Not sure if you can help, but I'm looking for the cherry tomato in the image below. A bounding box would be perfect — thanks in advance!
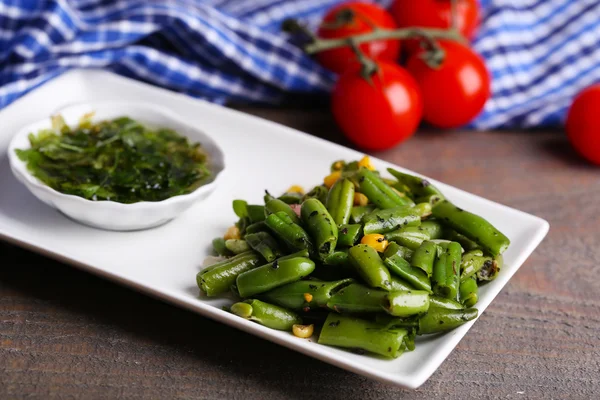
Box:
[566,85,600,165]
[332,62,423,151]
[405,40,490,129]
[317,2,400,74]
[390,0,479,39]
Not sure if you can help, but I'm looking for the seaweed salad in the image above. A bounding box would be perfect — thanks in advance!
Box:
[15,114,212,204]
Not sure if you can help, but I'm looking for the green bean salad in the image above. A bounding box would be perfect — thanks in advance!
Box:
[197,156,509,359]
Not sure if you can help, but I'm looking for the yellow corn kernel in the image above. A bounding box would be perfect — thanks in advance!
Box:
[358,155,376,171]
[292,324,314,338]
[361,234,389,253]
[323,170,341,188]
[303,293,313,303]
[286,185,304,194]
[224,225,241,240]
[353,192,369,206]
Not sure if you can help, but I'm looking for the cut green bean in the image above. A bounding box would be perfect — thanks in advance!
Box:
[318,313,409,358]
[385,226,430,250]
[363,206,421,234]
[212,237,231,256]
[387,168,444,200]
[419,220,444,239]
[390,276,415,291]
[337,224,363,247]
[443,228,480,251]
[324,250,350,266]
[460,249,492,282]
[265,198,301,225]
[411,241,437,277]
[383,249,432,293]
[413,202,432,219]
[326,178,355,226]
[429,295,464,310]
[231,299,302,331]
[432,241,461,300]
[432,199,510,256]
[197,251,262,297]
[418,306,478,334]
[384,242,414,261]
[245,221,268,235]
[357,168,414,209]
[245,231,283,262]
[350,205,377,224]
[478,254,502,282]
[225,239,250,254]
[262,278,353,310]
[302,185,329,205]
[459,277,479,307]
[265,212,313,253]
[236,256,316,298]
[327,283,388,313]
[278,192,303,204]
[348,244,392,291]
[301,198,338,260]
[382,290,430,317]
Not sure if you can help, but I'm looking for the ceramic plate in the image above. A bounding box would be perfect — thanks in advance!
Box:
[0,69,549,389]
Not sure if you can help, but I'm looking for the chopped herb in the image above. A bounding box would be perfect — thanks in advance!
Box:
[15,114,212,203]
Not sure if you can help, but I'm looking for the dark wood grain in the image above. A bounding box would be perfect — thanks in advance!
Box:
[2,106,599,399]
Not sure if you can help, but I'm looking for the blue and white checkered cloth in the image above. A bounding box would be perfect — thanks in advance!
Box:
[1,0,599,129]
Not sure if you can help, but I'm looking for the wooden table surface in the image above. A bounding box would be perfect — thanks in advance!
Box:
[1,105,599,399]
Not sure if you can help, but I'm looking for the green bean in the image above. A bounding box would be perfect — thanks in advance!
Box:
[265,198,301,225]
[384,242,414,261]
[245,231,283,262]
[337,224,363,247]
[278,192,303,204]
[279,249,311,260]
[197,251,262,297]
[324,250,350,266]
[387,168,444,200]
[419,220,444,239]
[459,277,479,307]
[415,193,444,206]
[382,290,430,317]
[363,206,421,234]
[432,241,462,300]
[383,249,432,293]
[326,178,355,226]
[357,168,414,209]
[318,313,410,358]
[429,295,464,310]
[327,283,388,313]
[418,306,478,335]
[302,185,329,205]
[263,190,275,203]
[265,212,313,253]
[348,244,392,291]
[245,221,268,234]
[261,278,353,310]
[460,249,492,282]
[212,237,231,256]
[478,254,502,282]
[390,276,415,291]
[225,239,250,254]
[301,198,338,260]
[385,226,430,250]
[413,202,432,219]
[233,200,248,218]
[411,241,437,277]
[231,299,302,331]
[350,205,377,224]
[432,200,510,256]
[236,256,316,298]
[443,228,480,251]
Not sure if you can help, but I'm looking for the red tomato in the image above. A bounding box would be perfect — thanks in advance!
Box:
[317,2,400,74]
[390,0,479,39]
[405,40,490,129]
[566,85,600,165]
[332,62,423,151]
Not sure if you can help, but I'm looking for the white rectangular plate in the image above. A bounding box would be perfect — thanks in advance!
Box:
[0,69,549,389]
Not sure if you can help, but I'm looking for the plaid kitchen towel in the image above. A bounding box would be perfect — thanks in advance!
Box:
[0,0,599,129]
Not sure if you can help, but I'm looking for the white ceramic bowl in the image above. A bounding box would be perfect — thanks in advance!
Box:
[7,101,226,231]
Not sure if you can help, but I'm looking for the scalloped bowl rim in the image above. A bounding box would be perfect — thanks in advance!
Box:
[7,101,226,211]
